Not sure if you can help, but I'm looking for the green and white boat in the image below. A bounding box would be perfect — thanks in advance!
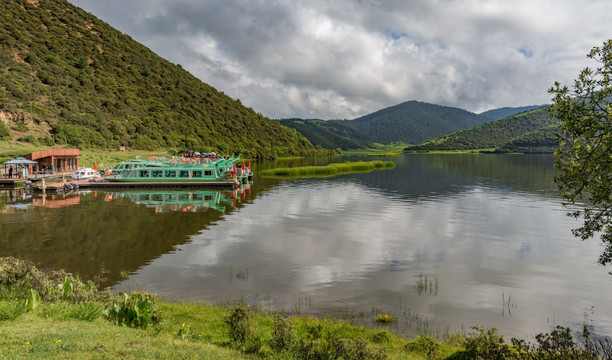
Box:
[108,155,252,186]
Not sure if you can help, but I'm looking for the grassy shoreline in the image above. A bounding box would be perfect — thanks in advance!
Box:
[1,257,608,359]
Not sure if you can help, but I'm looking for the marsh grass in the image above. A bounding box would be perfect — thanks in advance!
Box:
[260,160,395,178]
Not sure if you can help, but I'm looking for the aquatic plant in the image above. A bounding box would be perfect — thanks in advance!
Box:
[259,160,395,178]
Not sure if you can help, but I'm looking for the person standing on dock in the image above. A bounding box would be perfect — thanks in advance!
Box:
[8,167,13,178]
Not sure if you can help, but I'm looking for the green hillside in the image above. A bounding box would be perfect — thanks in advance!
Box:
[348,100,492,144]
[479,105,545,120]
[494,124,560,153]
[280,101,493,149]
[405,106,558,152]
[278,118,373,150]
[0,0,312,158]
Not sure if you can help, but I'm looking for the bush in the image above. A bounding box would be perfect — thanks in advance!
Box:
[271,313,295,352]
[462,327,518,360]
[224,302,252,344]
[0,257,106,303]
[0,122,10,140]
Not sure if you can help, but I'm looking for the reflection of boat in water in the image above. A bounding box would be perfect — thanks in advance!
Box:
[105,187,251,213]
[108,156,253,185]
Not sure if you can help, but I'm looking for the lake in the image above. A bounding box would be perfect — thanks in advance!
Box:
[1,154,611,340]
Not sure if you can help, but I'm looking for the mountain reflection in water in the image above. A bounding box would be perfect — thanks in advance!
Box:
[1,154,610,340]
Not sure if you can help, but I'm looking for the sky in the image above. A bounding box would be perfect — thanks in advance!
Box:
[68,0,612,120]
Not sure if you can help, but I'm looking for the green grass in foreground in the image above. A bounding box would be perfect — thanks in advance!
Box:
[2,250,609,359]
[260,160,396,178]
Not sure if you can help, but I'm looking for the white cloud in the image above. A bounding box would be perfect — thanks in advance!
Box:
[70,0,612,118]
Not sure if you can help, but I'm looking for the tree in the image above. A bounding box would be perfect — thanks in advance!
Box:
[548,39,612,267]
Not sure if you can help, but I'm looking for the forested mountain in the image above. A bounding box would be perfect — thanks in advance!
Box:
[479,105,546,120]
[405,106,560,152]
[347,101,492,143]
[280,101,493,149]
[0,0,312,158]
[278,119,373,150]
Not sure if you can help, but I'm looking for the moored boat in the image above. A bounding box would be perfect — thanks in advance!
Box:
[107,155,251,185]
[71,167,100,180]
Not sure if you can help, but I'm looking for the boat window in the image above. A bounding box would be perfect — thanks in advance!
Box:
[151,194,163,202]
[164,170,176,177]
[192,193,203,201]
[204,195,213,200]
[179,170,190,178]
[204,170,213,176]
[152,170,164,177]
[193,170,202,178]
[139,170,150,177]
[179,193,190,201]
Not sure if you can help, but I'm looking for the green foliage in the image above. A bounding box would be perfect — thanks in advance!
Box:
[281,101,492,149]
[69,302,104,321]
[26,289,40,312]
[406,335,443,360]
[461,327,517,359]
[0,0,313,158]
[271,313,295,352]
[495,124,561,153]
[549,39,612,266]
[280,118,373,150]
[0,121,10,140]
[293,324,388,360]
[0,301,26,321]
[406,106,557,152]
[224,302,252,344]
[260,160,396,178]
[0,257,108,304]
[104,292,159,330]
[480,105,545,121]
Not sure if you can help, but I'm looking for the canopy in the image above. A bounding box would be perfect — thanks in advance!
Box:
[4,157,38,165]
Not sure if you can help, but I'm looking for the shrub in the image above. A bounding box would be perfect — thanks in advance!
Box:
[0,122,10,140]
[462,327,518,360]
[224,302,252,344]
[271,313,295,352]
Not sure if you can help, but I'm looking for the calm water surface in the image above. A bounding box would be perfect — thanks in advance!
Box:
[1,154,611,339]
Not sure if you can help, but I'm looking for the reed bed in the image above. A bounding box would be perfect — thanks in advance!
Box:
[260,160,395,178]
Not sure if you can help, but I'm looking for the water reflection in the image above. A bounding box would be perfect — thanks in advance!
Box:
[0,187,251,287]
[105,186,251,213]
[1,154,611,340]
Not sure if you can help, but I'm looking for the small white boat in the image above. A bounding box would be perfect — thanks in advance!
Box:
[71,168,100,180]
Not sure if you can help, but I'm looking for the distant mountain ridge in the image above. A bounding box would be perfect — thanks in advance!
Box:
[281,101,493,149]
[0,0,312,158]
[479,105,547,120]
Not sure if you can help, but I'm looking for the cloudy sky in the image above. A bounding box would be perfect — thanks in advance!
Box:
[69,0,612,120]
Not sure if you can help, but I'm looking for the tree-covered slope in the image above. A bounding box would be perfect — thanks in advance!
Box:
[494,124,560,153]
[346,100,492,144]
[405,106,558,151]
[278,118,374,150]
[279,101,493,149]
[0,0,312,158]
[479,105,545,120]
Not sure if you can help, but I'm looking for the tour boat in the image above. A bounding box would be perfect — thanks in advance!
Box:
[107,155,252,185]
